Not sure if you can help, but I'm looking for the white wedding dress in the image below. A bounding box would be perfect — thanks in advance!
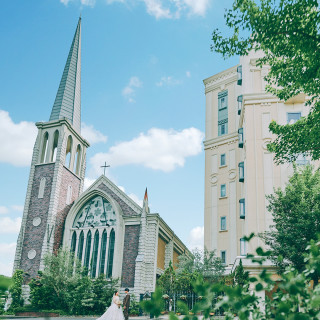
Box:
[97,295,124,320]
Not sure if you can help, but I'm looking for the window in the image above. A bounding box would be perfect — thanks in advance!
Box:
[91,230,100,278]
[240,238,247,256]
[51,130,59,162]
[238,162,244,182]
[66,185,73,205]
[218,91,228,136]
[238,128,244,148]
[239,199,245,219]
[237,95,243,115]
[287,112,301,124]
[99,230,108,276]
[38,177,46,199]
[221,251,226,264]
[107,229,115,278]
[237,65,242,85]
[296,154,309,166]
[77,231,84,261]
[84,230,92,270]
[74,144,82,175]
[220,154,226,166]
[65,135,73,169]
[220,217,227,231]
[70,231,77,254]
[220,184,226,197]
[40,132,49,163]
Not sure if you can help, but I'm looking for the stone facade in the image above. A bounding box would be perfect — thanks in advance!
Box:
[53,166,81,252]
[121,225,140,287]
[19,163,55,280]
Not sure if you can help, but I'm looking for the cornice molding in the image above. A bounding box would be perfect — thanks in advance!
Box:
[204,132,238,149]
[203,65,238,93]
[36,119,90,148]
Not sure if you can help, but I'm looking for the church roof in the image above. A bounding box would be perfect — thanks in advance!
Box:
[49,17,82,133]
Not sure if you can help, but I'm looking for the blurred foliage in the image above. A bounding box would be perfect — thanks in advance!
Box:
[142,238,320,319]
[211,0,320,164]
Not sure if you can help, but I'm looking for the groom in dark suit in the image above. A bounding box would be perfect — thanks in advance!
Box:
[123,288,130,320]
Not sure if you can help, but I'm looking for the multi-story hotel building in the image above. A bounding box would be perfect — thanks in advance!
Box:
[203,51,311,269]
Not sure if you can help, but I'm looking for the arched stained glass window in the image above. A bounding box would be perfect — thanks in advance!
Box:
[91,230,100,278]
[99,230,107,275]
[77,231,84,261]
[73,196,116,229]
[70,231,77,253]
[107,229,115,278]
[84,230,92,270]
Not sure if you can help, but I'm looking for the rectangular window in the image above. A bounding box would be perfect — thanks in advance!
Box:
[237,65,242,85]
[221,250,226,264]
[238,128,244,148]
[287,112,301,124]
[220,154,226,166]
[239,198,245,219]
[218,91,228,136]
[240,238,247,256]
[220,184,226,197]
[237,95,243,115]
[220,216,227,231]
[238,162,244,182]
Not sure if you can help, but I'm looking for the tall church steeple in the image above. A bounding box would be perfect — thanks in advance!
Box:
[50,17,82,133]
[14,19,89,280]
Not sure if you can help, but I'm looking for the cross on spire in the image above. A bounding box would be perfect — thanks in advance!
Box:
[101,162,110,176]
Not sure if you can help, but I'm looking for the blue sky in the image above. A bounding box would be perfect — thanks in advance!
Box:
[0,0,238,276]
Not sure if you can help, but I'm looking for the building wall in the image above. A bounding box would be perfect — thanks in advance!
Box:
[121,225,140,287]
[19,163,55,280]
[157,237,166,270]
[53,166,81,252]
[204,51,315,267]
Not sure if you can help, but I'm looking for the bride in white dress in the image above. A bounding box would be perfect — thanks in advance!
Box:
[97,291,124,320]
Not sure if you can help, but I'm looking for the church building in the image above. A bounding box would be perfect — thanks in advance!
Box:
[13,18,188,298]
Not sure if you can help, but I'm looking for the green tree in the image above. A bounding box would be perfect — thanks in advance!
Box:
[233,259,249,289]
[143,239,320,319]
[211,0,320,164]
[262,165,320,282]
[157,262,176,293]
[176,249,225,283]
[9,270,24,311]
[0,275,12,314]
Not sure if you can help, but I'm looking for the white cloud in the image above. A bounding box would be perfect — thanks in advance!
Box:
[0,206,9,215]
[143,0,172,19]
[0,243,16,277]
[122,77,143,103]
[183,0,210,16]
[118,186,143,207]
[0,217,22,234]
[83,177,97,190]
[90,127,204,173]
[186,71,191,78]
[104,0,210,19]
[81,0,96,6]
[60,0,71,5]
[188,226,204,251]
[0,110,37,167]
[11,205,24,212]
[81,123,107,144]
[156,76,181,87]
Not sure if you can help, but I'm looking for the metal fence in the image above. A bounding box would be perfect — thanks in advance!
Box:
[162,291,224,316]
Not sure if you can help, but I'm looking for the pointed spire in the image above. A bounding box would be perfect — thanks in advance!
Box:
[142,188,149,215]
[49,17,82,133]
